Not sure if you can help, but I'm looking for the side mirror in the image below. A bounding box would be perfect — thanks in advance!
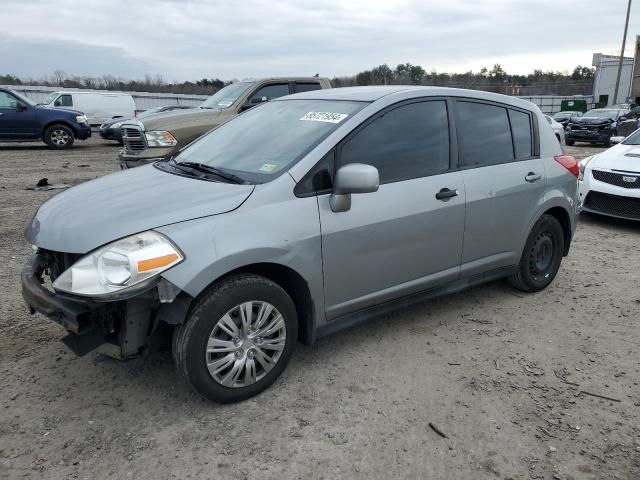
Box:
[610,136,624,145]
[250,96,268,105]
[16,102,28,111]
[330,163,379,213]
[240,96,267,112]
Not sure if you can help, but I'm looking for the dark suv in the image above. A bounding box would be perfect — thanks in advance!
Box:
[0,88,91,149]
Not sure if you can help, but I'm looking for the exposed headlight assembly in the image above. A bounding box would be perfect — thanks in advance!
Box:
[76,115,89,124]
[145,130,178,147]
[53,231,184,299]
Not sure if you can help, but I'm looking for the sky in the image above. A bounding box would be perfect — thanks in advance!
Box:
[2,0,639,82]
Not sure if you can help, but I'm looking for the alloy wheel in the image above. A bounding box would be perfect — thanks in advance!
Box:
[51,129,70,146]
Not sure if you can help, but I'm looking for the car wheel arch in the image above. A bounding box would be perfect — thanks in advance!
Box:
[183,262,315,345]
[41,119,78,138]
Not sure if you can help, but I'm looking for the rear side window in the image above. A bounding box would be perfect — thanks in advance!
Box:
[339,100,450,184]
[294,82,321,93]
[456,101,512,167]
[509,109,533,159]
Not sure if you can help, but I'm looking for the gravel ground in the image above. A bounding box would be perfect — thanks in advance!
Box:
[0,137,639,480]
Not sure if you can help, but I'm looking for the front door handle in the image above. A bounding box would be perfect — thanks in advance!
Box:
[435,188,459,200]
[525,172,542,183]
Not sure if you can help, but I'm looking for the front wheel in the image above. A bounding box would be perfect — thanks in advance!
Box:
[508,214,564,292]
[173,274,298,403]
[565,139,575,146]
[44,124,75,149]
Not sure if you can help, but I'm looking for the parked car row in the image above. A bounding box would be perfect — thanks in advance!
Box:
[21,86,580,403]
[99,105,193,144]
[551,106,639,148]
[0,87,91,148]
[118,77,332,169]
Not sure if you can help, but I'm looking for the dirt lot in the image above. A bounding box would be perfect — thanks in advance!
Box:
[0,136,639,480]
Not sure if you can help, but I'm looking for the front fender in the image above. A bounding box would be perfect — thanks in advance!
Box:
[154,179,325,328]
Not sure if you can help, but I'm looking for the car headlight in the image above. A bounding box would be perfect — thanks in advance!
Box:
[578,156,594,181]
[145,130,178,147]
[76,115,89,124]
[566,125,572,131]
[52,231,184,298]
[111,122,122,129]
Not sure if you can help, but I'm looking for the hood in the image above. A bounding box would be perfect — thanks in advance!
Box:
[134,107,226,131]
[102,117,131,127]
[571,116,614,126]
[36,104,84,116]
[26,164,254,254]
[588,144,640,173]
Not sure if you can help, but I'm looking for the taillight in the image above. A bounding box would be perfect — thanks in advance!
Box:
[554,155,579,178]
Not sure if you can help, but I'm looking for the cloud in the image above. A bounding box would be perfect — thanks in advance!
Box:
[1,0,638,81]
[0,34,156,80]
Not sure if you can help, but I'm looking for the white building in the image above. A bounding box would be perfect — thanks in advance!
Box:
[592,52,634,107]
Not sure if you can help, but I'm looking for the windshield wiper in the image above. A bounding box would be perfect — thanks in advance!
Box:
[176,161,247,184]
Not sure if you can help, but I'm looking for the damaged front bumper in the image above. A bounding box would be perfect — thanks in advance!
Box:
[21,252,191,358]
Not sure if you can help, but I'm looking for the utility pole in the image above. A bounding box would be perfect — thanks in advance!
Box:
[613,0,632,105]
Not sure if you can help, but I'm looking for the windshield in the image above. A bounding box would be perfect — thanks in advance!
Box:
[175,99,366,183]
[10,90,36,106]
[199,82,252,109]
[43,92,58,105]
[622,129,640,145]
[583,109,618,120]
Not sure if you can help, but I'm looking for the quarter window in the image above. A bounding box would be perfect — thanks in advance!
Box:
[456,101,513,167]
[509,109,533,159]
[339,101,450,184]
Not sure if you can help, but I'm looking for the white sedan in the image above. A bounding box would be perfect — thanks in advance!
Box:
[578,129,640,221]
[545,114,565,144]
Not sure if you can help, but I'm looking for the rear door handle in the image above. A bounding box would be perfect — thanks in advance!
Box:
[435,188,459,200]
[525,172,542,183]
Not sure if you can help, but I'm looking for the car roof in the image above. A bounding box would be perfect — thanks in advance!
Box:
[242,77,330,83]
[281,85,539,110]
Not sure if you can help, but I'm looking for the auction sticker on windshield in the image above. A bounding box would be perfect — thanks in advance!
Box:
[300,112,349,123]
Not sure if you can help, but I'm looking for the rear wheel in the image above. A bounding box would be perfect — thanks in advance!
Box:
[508,214,564,292]
[173,274,298,403]
[44,124,74,149]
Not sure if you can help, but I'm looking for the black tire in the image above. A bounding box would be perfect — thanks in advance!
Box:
[508,214,564,293]
[44,124,74,149]
[565,139,575,146]
[173,274,298,403]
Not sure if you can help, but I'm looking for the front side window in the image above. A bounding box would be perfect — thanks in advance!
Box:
[456,101,513,167]
[55,94,72,107]
[249,83,291,103]
[339,101,450,184]
[0,91,18,108]
[174,99,365,183]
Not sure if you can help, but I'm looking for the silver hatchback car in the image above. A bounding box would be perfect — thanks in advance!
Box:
[22,87,579,403]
